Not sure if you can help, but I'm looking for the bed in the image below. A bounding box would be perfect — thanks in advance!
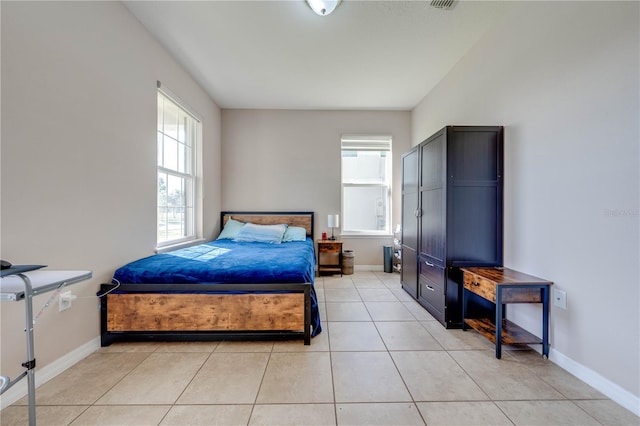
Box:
[99,211,320,346]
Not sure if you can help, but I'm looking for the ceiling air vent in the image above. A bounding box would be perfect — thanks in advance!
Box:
[430,0,454,9]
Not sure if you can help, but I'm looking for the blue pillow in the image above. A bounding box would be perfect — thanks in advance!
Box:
[234,223,287,244]
[282,226,307,242]
[216,218,245,240]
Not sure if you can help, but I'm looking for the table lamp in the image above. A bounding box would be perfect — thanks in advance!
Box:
[327,214,339,240]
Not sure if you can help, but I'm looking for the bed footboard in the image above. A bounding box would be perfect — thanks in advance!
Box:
[99,283,312,346]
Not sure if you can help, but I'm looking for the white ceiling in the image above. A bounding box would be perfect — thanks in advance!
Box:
[124,1,512,110]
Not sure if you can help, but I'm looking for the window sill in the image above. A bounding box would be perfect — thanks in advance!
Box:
[339,233,393,239]
[156,238,206,254]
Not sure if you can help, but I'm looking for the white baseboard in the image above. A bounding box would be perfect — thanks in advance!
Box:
[549,347,640,416]
[359,265,401,275]
[317,265,396,273]
[355,265,384,272]
[0,337,100,410]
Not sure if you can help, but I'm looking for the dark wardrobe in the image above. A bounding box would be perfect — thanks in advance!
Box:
[401,126,504,328]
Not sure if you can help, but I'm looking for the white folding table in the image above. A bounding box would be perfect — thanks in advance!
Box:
[0,266,92,426]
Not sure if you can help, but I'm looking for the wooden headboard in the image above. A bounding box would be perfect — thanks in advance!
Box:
[220,211,314,237]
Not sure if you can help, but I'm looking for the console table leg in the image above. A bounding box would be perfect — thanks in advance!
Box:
[495,290,502,359]
[461,286,467,331]
[542,285,550,358]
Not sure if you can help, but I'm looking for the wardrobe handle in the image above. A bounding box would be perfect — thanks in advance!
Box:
[425,285,435,292]
[424,261,435,267]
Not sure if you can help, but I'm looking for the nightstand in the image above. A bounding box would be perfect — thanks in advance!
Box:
[317,240,343,276]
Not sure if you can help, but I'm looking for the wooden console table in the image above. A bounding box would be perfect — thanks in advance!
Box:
[460,267,552,359]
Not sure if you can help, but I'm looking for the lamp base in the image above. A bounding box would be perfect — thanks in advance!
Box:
[328,236,336,241]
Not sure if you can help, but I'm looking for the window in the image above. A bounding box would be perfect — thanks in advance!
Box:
[341,135,392,235]
[157,86,201,247]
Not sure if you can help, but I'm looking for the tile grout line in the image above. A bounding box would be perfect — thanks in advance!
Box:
[326,278,338,425]
[67,350,151,425]
[356,275,427,425]
[157,346,217,424]
[245,342,275,425]
[377,334,428,426]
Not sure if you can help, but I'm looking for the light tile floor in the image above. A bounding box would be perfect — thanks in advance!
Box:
[2,271,639,425]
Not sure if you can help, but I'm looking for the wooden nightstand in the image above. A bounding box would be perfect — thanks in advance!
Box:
[317,240,343,276]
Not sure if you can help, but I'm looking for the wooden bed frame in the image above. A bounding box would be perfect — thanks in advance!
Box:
[99,211,315,346]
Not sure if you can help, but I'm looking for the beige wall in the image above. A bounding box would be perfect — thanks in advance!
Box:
[412,1,639,410]
[1,1,221,380]
[221,109,411,266]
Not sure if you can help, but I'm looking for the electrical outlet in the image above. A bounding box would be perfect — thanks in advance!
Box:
[553,289,567,309]
[59,291,76,312]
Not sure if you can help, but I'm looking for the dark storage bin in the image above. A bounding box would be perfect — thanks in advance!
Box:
[383,245,393,273]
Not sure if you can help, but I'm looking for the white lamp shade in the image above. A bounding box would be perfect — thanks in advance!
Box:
[327,214,340,228]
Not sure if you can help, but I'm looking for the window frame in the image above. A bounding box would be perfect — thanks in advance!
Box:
[156,82,203,249]
[340,134,393,237]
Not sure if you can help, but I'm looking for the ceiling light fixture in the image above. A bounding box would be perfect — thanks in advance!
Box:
[306,0,341,16]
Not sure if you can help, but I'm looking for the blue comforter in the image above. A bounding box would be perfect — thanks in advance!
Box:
[113,238,321,336]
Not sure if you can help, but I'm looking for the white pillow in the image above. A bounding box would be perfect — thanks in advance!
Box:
[234,223,287,244]
[216,218,245,240]
[282,226,307,242]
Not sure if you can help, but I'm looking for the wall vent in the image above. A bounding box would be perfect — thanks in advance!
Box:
[430,0,454,9]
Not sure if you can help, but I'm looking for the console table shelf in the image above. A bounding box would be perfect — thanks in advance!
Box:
[464,318,543,346]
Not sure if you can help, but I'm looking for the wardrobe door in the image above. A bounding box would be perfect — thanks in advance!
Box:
[445,126,504,328]
[447,127,504,267]
[419,132,446,266]
[400,147,419,298]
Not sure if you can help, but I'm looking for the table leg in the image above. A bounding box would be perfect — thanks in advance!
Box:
[19,274,37,426]
[495,289,502,359]
[461,286,467,331]
[542,285,550,358]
